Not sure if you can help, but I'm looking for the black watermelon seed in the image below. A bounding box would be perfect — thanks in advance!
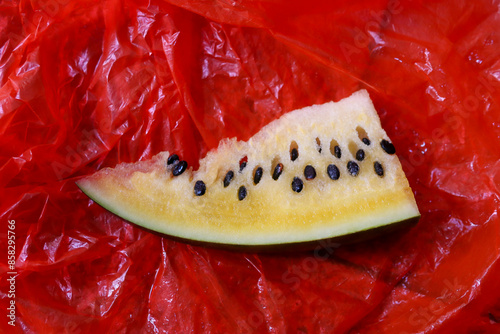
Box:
[239,156,248,172]
[374,161,384,177]
[290,148,299,161]
[362,137,371,145]
[304,165,316,180]
[273,163,284,180]
[238,186,247,201]
[172,160,187,176]
[327,164,340,180]
[347,161,359,176]
[356,149,365,161]
[223,170,234,187]
[194,180,206,196]
[167,154,179,165]
[291,177,303,193]
[380,139,396,154]
[254,167,263,185]
[334,145,341,159]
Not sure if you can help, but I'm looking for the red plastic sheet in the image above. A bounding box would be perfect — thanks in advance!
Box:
[1,0,500,332]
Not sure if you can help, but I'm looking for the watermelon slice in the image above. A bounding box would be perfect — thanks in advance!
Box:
[77,90,420,248]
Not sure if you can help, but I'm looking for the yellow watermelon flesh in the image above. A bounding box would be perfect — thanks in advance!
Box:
[77,90,420,247]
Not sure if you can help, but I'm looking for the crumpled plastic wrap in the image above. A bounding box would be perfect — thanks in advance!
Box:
[1,0,500,333]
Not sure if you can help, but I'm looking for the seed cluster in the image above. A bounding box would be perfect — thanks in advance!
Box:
[167,136,395,200]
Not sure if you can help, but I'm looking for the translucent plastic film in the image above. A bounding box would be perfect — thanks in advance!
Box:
[1,0,499,332]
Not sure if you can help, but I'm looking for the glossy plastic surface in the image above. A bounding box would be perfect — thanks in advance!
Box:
[1,0,499,332]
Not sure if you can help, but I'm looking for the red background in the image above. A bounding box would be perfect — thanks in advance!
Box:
[1,0,500,333]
